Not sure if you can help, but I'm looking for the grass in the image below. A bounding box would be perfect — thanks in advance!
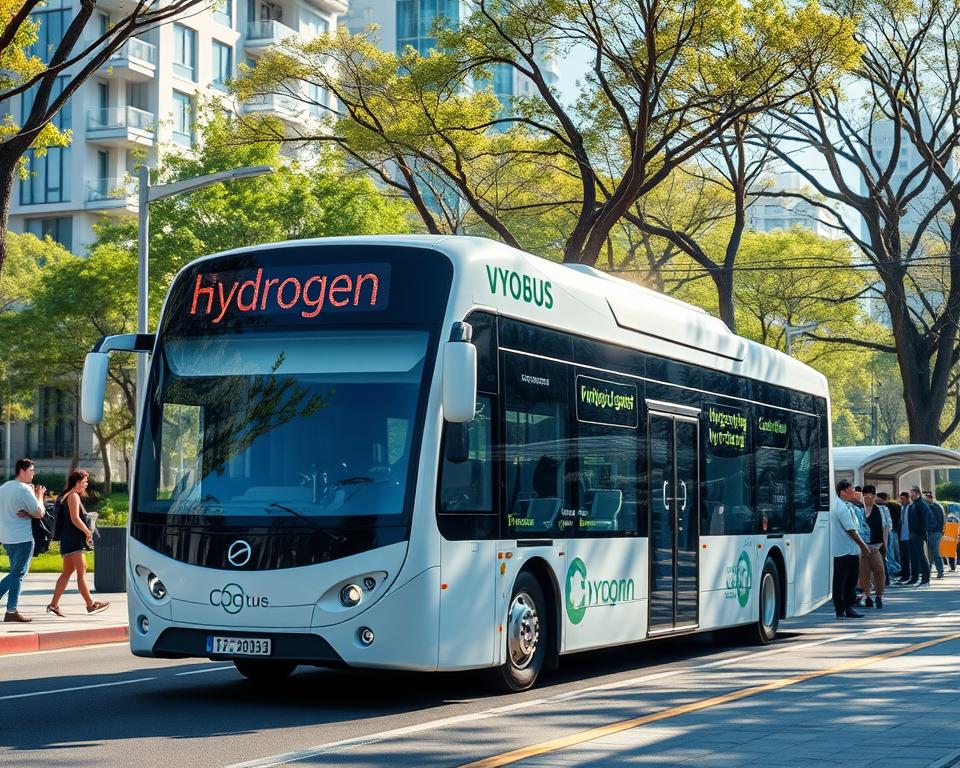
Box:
[1,542,95,572]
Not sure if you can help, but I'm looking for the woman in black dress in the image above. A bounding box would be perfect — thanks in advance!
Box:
[46,469,109,616]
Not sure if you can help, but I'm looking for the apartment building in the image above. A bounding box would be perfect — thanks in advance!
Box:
[2,0,345,480]
[344,0,560,105]
[748,173,853,241]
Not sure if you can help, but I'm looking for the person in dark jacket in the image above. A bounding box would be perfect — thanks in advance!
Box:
[906,486,931,587]
[923,491,945,578]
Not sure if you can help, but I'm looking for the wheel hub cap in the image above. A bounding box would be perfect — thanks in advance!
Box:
[507,592,540,669]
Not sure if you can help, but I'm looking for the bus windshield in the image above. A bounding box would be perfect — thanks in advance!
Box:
[135,329,430,528]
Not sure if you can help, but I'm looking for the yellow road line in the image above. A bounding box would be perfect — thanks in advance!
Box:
[459,629,960,768]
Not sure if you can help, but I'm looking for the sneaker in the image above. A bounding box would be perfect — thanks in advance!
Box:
[916,581,931,588]
[835,613,846,620]
[86,601,110,615]
[935,573,944,579]
[875,596,883,609]
[844,609,864,618]
[3,611,31,623]
[864,597,874,608]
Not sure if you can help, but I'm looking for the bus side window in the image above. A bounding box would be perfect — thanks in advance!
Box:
[702,402,753,535]
[438,396,494,512]
[792,414,818,533]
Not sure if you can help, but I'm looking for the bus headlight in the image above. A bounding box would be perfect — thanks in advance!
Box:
[147,574,167,600]
[339,583,363,607]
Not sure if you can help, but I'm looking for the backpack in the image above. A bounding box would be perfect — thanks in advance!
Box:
[32,503,56,555]
[52,494,67,542]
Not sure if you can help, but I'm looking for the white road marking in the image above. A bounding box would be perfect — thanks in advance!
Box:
[227,615,960,768]
[0,677,156,701]
[176,665,235,676]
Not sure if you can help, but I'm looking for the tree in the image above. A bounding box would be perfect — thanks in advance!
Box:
[0,0,210,274]
[760,0,960,444]
[233,0,856,274]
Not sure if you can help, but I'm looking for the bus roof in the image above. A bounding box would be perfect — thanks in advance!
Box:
[173,235,829,400]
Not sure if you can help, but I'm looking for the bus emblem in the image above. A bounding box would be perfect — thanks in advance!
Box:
[565,558,588,625]
[227,540,252,567]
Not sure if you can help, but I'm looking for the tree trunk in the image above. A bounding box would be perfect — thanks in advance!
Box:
[711,267,737,334]
[0,151,19,275]
[93,425,112,494]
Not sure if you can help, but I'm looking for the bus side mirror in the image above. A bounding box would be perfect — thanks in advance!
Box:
[81,352,110,425]
[442,323,477,424]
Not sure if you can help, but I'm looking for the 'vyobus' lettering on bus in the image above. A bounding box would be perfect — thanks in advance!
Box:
[189,264,389,323]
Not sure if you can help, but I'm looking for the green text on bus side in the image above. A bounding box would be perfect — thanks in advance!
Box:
[485,265,553,309]
[565,557,635,625]
[707,405,747,452]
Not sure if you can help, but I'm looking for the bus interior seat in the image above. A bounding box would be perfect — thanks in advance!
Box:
[441,458,480,510]
[590,489,623,529]
[526,497,562,530]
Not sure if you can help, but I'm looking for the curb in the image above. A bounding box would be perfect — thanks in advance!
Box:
[0,625,128,656]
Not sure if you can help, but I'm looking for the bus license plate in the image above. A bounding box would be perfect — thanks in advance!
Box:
[207,636,272,656]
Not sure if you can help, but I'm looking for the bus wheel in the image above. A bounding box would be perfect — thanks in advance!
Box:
[233,659,298,681]
[495,572,547,692]
[752,558,781,645]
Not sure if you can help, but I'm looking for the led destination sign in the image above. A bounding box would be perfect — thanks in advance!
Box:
[187,262,391,324]
[576,375,638,428]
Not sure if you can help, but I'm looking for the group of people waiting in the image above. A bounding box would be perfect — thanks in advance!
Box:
[832,479,955,619]
[0,458,109,622]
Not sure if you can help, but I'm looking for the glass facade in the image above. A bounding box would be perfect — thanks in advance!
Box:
[20,76,70,205]
[28,387,77,460]
[397,0,461,55]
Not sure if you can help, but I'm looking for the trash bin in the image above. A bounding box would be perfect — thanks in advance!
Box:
[93,527,127,593]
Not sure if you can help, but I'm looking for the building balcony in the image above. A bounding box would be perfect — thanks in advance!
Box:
[99,38,157,81]
[240,93,308,128]
[85,177,137,214]
[86,107,155,147]
[244,20,299,54]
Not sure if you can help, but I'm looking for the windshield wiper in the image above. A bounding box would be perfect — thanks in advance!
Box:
[265,502,343,543]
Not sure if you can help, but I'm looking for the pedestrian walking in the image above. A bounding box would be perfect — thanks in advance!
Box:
[858,486,887,609]
[923,491,945,579]
[0,459,47,622]
[46,469,109,617]
[879,492,902,580]
[833,480,871,619]
[906,486,932,587]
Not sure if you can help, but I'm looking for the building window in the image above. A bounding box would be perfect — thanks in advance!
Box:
[173,24,197,81]
[172,90,194,145]
[24,217,73,251]
[20,76,70,205]
[212,41,233,90]
[29,386,76,460]
[306,81,326,116]
[28,8,70,63]
[213,0,233,27]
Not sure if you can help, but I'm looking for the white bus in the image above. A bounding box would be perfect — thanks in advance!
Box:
[81,235,832,691]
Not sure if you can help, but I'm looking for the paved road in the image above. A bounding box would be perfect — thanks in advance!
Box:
[2,579,960,768]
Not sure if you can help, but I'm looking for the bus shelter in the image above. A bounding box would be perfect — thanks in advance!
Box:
[832,444,960,496]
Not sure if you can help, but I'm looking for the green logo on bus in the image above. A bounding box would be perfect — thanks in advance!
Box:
[724,551,753,607]
[565,557,636,624]
[565,558,588,625]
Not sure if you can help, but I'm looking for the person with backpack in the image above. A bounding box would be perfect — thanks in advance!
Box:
[46,469,109,617]
[0,459,46,622]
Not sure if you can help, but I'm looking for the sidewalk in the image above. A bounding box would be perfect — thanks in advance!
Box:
[0,572,127,655]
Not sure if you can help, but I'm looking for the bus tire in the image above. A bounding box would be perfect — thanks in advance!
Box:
[493,572,547,692]
[752,558,781,645]
[233,659,298,681]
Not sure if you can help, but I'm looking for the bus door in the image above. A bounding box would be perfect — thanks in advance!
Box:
[647,405,700,635]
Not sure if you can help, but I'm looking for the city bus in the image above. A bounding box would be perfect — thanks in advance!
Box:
[80,235,833,691]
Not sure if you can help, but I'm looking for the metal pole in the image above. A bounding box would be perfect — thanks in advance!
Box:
[136,164,150,432]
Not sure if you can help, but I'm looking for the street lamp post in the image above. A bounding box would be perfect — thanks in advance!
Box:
[136,164,274,426]
[784,321,820,356]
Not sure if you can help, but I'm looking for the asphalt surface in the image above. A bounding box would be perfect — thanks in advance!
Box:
[1,578,959,768]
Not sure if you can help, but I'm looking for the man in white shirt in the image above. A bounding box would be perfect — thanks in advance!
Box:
[0,458,46,622]
[832,479,871,619]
